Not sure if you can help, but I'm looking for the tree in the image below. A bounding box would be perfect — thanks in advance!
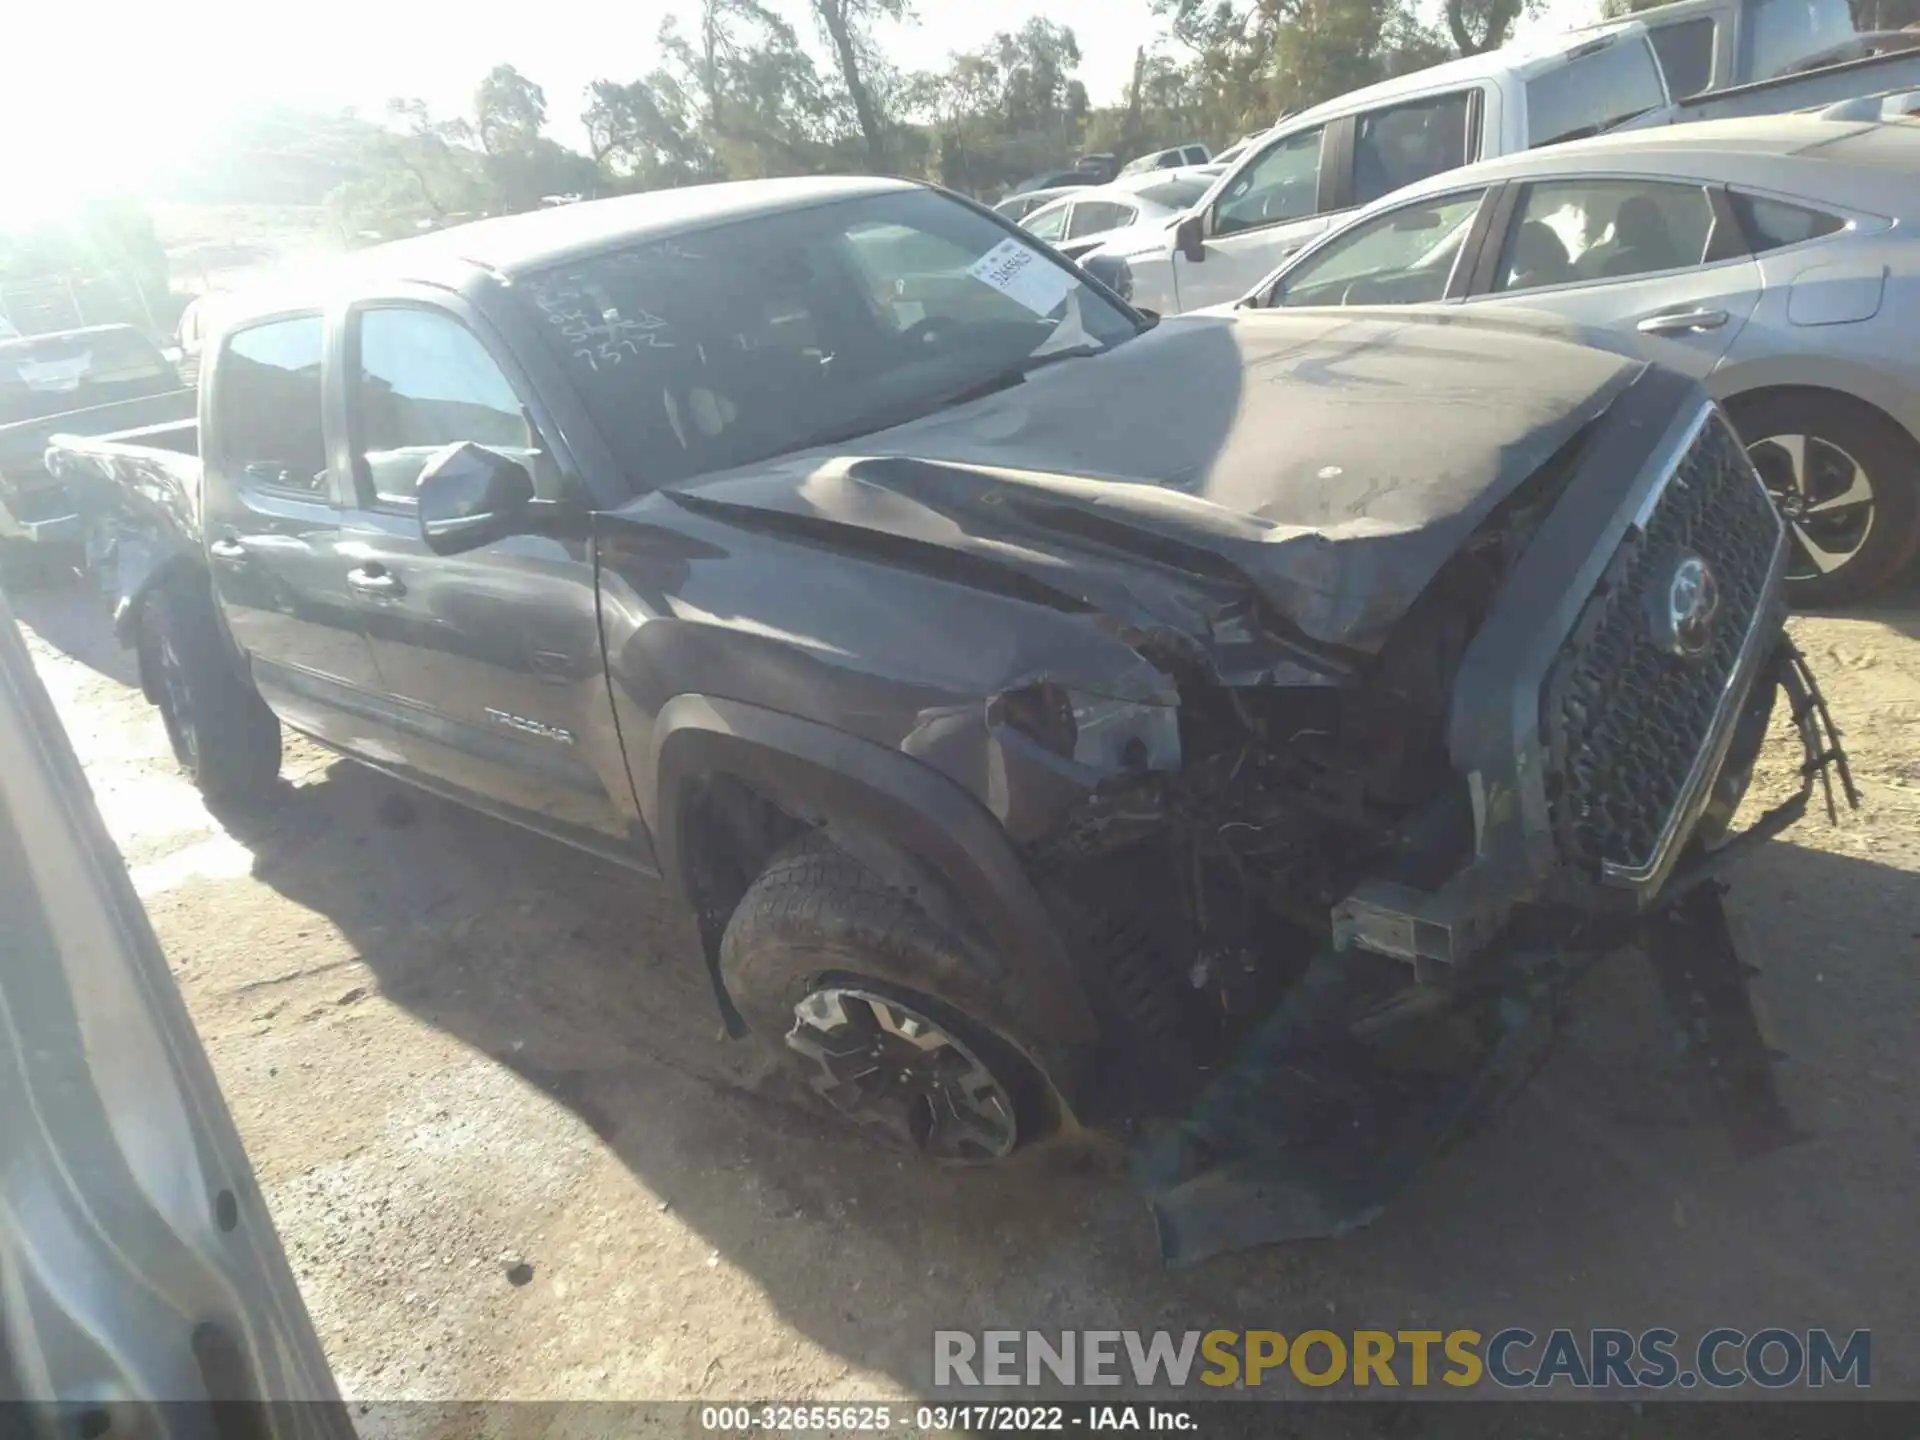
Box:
[1444,0,1524,54]
[474,64,549,155]
[810,0,910,169]
[583,77,719,186]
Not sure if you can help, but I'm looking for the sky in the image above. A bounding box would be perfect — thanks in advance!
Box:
[0,0,1592,228]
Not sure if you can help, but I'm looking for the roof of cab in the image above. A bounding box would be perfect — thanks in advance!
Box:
[1281,19,1648,129]
[219,174,922,323]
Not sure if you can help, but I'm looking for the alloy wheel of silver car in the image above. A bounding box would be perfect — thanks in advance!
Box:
[784,987,1020,1162]
[1746,432,1877,584]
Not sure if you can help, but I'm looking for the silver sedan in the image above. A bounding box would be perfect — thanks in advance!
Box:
[1243,111,1920,602]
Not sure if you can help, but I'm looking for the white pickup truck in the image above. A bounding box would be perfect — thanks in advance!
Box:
[1106,22,1672,316]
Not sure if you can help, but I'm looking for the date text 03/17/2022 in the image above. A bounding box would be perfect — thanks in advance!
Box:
[699,1404,1195,1432]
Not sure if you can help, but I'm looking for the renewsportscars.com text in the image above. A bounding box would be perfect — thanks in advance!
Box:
[933,1328,1871,1391]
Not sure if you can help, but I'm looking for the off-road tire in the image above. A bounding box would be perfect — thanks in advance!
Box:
[1726,391,1920,607]
[143,573,282,807]
[719,831,1047,1160]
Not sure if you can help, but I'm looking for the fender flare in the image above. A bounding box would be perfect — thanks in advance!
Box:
[110,538,200,648]
[644,694,1101,1114]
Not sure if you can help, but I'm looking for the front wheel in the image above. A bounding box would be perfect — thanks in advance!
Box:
[1728,392,1920,606]
[718,833,1044,1163]
[143,575,283,807]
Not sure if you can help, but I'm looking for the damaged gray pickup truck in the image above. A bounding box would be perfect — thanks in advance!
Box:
[48,176,1856,1263]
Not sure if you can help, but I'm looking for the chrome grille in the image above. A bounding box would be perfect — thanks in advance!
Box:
[1544,411,1785,882]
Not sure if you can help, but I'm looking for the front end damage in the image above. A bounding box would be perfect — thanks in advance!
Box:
[998,395,1856,1264]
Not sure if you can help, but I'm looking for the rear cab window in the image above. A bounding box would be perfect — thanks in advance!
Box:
[1649,16,1718,98]
[1525,34,1670,146]
[1352,90,1479,207]
[214,316,329,498]
[1743,0,1861,80]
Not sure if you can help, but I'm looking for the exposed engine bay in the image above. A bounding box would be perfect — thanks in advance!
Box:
[989,409,1860,1263]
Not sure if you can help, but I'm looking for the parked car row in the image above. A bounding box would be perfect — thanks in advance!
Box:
[1026,0,1920,600]
[1015,172,1218,260]
[1233,111,1920,602]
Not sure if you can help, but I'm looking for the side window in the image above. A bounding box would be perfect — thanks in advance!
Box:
[1068,202,1136,238]
[1274,191,1486,308]
[1494,179,1717,293]
[216,316,328,497]
[1729,191,1846,253]
[1214,127,1325,236]
[1024,205,1070,242]
[353,307,538,508]
[1184,146,1209,166]
[1651,18,1717,98]
[1352,91,1477,208]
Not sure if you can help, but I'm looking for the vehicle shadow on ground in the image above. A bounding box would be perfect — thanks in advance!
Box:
[2,573,140,686]
[231,752,1920,1401]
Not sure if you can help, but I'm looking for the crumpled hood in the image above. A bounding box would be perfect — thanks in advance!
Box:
[649,308,1647,658]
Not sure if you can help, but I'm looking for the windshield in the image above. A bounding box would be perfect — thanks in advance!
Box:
[0,329,176,424]
[521,190,1139,490]
[1525,36,1670,146]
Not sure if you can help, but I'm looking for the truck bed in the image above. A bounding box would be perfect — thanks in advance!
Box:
[44,421,204,635]
[0,388,195,544]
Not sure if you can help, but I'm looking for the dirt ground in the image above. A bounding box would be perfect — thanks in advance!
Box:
[10,574,1920,1413]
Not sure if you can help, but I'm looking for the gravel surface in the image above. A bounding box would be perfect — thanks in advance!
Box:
[11,577,1919,1413]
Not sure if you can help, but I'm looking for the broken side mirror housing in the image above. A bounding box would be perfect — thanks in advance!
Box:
[1175,212,1207,264]
[417,442,534,555]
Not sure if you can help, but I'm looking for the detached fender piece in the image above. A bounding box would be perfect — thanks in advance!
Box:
[643,694,1101,1116]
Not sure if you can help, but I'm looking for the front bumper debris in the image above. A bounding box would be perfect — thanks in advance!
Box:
[1132,642,1855,1266]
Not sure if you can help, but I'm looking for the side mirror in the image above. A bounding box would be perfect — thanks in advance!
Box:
[1175,212,1207,264]
[417,441,534,555]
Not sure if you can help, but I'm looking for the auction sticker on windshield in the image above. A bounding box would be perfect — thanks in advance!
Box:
[969,238,1076,315]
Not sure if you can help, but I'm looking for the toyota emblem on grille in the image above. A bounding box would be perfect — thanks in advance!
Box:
[1656,553,1721,658]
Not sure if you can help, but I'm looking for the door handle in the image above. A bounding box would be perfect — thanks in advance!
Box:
[208,538,248,563]
[347,566,405,598]
[1637,307,1729,335]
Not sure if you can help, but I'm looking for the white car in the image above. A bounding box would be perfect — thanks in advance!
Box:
[992,185,1090,223]
[1118,143,1212,176]
[1109,21,1670,316]
[1239,111,1920,602]
[1017,173,1217,261]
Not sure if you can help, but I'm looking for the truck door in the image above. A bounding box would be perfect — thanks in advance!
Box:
[199,312,389,749]
[332,298,640,858]
[1174,123,1337,310]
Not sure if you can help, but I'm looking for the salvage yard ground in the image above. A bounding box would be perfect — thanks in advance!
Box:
[11,576,1920,1411]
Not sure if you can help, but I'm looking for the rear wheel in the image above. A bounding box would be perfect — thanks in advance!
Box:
[1727,392,1920,606]
[719,833,1044,1163]
[144,574,282,807]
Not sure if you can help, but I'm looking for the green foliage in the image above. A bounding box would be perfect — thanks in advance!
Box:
[189,0,1582,246]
